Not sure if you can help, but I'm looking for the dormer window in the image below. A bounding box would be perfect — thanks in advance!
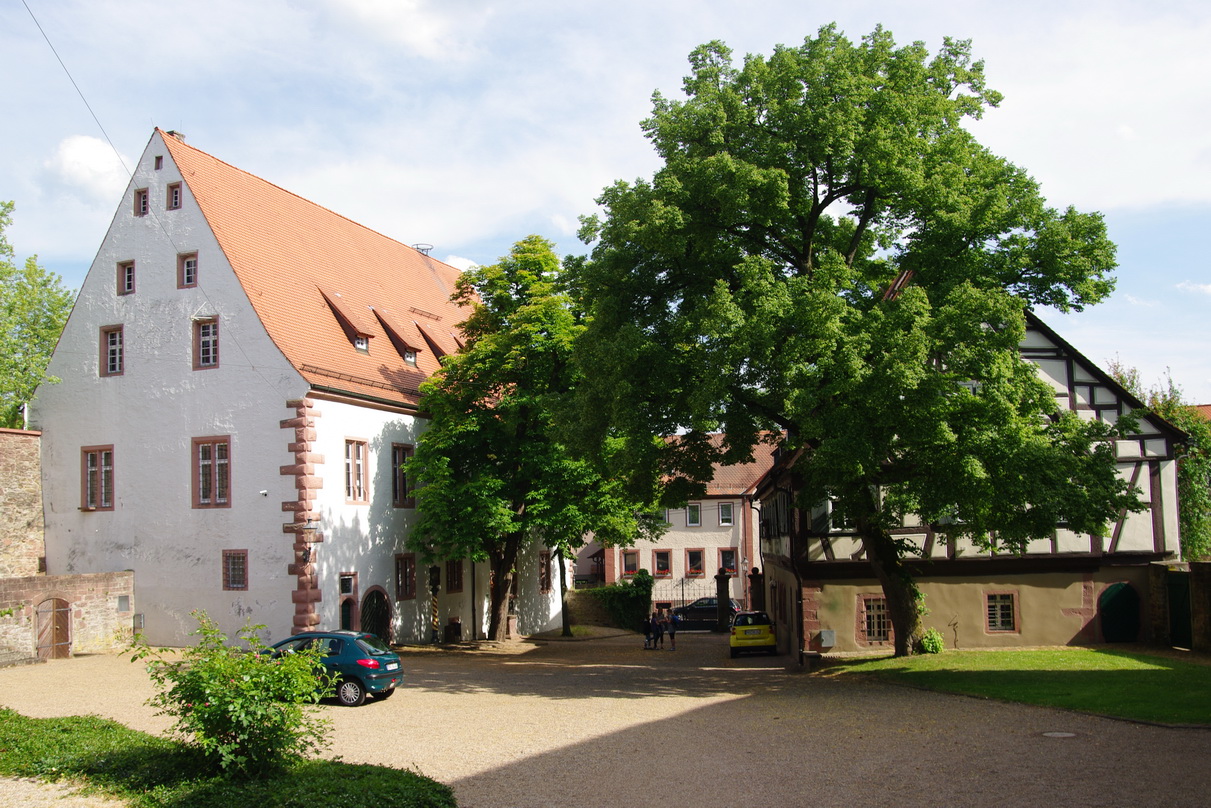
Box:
[403,349,417,366]
[353,335,369,352]
[134,189,149,217]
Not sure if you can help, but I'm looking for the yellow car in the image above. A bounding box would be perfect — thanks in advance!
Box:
[729,610,777,657]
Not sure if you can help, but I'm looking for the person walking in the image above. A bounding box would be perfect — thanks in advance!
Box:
[651,610,665,649]
[666,610,679,650]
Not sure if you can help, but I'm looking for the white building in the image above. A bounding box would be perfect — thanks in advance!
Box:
[579,437,774,611]
[31,129,564,646]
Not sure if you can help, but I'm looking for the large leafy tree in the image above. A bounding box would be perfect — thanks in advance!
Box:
[569,26,1141,655]
[407,236,662,641]
[0,201,75,428]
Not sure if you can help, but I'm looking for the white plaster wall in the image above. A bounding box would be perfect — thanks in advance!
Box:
[304,396,424,639]
[30,131,308,646]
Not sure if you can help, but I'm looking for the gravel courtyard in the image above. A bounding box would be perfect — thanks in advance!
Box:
[2,631,1209,807]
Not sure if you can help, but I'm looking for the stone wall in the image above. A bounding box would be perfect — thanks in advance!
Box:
[0,429,45,578]
[0,571,136,656]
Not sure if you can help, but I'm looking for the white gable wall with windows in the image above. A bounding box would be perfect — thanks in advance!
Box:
[30,130,566,646]
[31,137,308,645]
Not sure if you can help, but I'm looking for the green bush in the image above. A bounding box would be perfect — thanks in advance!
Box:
[129,611,333,777]
[917,627,945,654]
[589,569,654,631]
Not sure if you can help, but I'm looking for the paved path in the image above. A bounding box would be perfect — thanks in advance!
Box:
[2,632,1210,807]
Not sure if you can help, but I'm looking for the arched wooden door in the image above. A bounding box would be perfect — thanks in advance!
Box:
[361,590,390,642]
[1099,582,1142,643]
[36,598,71,659]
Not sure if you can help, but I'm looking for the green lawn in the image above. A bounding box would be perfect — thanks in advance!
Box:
[827,646,1211,725]
[0,708,456,808]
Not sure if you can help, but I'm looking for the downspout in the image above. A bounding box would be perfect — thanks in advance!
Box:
[470,560,477,640]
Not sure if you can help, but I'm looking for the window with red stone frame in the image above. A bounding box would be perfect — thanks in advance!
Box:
[395,553,416,600]
[222,549,248,591]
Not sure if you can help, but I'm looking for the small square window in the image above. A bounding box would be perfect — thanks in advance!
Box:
[117,261,135,295]
[134,189,149,217]
[719,502,734,526]
[986,593,1017,633]
[100,325,124,376]
[340,573,355,595]
[154,155,163,170]
[686,503,701,527]
[223,550,248,591]
[178,253,198,288]
[167,182,182,210]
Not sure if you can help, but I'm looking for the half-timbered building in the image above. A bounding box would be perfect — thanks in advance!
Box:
[756,312,1184,656]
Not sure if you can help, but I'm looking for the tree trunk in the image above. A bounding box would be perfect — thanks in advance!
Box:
[558,547,573,637]
[487,559,511,641]
[860,524,923,657]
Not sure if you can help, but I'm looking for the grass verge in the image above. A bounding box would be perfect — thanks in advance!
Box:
[825,646,1211,725]
[0,708,456,807]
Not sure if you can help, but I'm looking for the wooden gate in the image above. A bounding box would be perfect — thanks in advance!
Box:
[36,598,71,660]
[1167,570,1193,649]
[360,590,390,642]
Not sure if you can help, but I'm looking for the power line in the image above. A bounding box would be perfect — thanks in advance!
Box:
[20,0,132,181]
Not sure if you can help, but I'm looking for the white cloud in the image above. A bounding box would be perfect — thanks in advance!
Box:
[323,0,492,61]
[1177,281,1211,295]
[43,135,129,204]
[442,255,478,272]
[1123,294,1160,308]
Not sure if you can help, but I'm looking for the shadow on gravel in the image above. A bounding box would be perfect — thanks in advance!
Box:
[396,632,812,702]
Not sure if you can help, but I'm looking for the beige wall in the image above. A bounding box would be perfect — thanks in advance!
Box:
[787,568,1152,654]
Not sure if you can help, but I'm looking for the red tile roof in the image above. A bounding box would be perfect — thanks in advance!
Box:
[160,129,464,409]
[1195,404,1211,421]
[695,433,779,496]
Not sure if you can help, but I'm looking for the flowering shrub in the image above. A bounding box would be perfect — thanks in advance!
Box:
[129,611,333,777]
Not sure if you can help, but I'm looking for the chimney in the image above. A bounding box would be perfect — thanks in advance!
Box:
[166,130,186,142]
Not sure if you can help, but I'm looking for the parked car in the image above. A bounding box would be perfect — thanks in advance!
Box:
[269,630,402,706]
[672,596,742,623]
[729,611,777,657]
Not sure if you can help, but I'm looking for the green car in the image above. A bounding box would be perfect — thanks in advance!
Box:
[729,611,777,658]
[270,630,402,706]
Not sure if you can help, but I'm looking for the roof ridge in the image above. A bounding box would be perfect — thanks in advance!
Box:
[155,127,439,263]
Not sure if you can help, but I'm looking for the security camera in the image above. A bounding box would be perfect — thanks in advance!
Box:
[260,490,268,497]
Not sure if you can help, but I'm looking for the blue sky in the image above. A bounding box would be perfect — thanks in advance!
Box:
[3,0,1208,402]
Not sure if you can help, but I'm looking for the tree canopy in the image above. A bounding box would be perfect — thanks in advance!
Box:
[0,201,75,428]
[569,25,1141,655]
[407,235,662,641]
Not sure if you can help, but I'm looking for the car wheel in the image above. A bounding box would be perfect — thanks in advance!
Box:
[336,678,366,707]
[767,646,778,656]
[376,687,396,700]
